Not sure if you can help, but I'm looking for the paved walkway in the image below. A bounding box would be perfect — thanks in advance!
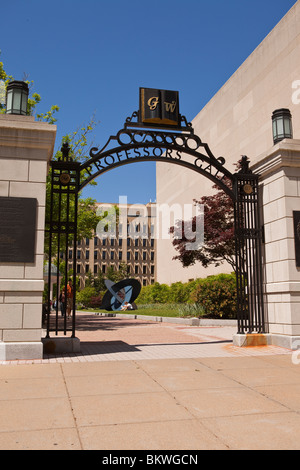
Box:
[6,312,291,365]
[0,313,299,450]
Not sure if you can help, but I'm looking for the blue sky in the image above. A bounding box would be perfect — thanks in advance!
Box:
[0,0,297,203]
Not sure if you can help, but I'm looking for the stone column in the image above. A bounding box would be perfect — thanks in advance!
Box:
[252,139,300,349]
[0,114,56,360]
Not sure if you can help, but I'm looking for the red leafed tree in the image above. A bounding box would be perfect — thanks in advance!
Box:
[170,176,236,272]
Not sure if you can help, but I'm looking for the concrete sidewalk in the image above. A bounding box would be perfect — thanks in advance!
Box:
[0,313,299,450]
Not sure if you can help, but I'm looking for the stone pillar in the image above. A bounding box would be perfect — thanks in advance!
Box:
[252,139,300,349]
[0,114,56,360]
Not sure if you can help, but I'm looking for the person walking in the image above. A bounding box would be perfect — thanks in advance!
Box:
[59,291,66,317]
[66,278,73,319]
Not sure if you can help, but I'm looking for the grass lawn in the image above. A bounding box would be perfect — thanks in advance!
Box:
[78,304,189,318]
[77,303,237,320]
[129,305,182,317]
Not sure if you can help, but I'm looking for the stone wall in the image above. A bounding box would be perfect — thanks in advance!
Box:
[252,139,300,348]
[0,115,56,360]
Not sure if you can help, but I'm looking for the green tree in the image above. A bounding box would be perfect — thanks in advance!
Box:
[106,262,129,283]
[0,54,59,121]
[170,177,235,272]
[94,270,106,292]
[0,53,107,292]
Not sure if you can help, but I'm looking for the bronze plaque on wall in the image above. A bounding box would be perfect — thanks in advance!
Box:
[0,197,37,263]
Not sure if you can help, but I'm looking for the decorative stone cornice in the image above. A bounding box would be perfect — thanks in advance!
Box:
[0,114,57,161]
[251,139,300,179]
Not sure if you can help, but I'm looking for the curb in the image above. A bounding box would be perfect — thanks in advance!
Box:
[92,311,237,327]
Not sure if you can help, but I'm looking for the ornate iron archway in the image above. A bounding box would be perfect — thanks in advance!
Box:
[45,89,265,339]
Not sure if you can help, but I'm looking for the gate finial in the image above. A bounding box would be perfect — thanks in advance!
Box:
[239,155,252,174]
[60,142,72,162]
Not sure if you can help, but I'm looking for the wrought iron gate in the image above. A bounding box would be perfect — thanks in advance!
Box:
[45,94,266,339]
[233,157,265,334]
[45,143,79,338]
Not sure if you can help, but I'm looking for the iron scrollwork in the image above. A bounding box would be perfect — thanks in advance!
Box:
[80,113,233,197]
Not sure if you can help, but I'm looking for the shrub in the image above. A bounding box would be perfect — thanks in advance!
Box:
[77,286,97,308]
[135,274,237,319]
[190,273,237,319]
[136,282,170,304]
[169,282,189,303]
[89,294,103,309]
[135,285,155,304]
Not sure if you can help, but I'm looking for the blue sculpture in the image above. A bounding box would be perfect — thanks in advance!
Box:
[101,278,141,311]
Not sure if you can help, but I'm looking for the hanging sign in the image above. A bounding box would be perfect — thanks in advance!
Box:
[139,88,180,127]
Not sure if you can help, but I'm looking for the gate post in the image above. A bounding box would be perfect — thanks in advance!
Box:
[232,157,267,344]
[0,114,56,361]
[251,140,300,349]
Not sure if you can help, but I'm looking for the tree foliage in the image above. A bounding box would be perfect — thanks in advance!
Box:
[0,53,102,258]
[0,54,59,121]
[170,176,236,271]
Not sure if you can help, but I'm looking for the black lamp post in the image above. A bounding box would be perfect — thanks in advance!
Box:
[6,80,29,115]
[272,108,293,145]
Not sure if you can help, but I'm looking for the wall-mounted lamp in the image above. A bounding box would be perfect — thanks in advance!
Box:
[272,108,293,145]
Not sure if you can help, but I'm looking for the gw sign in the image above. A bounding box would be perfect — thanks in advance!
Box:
[139,87,179,127]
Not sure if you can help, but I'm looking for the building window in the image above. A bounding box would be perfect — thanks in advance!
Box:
[143,251,147,261]
[143,265,147,275]
[68,249,72,259]
[127,251,130,261]
[94,265,98,274]
[143,279,147,286]
[77,250,81,259]
[143,239,147,247]
[86,238,90,246]
[111,250,115,260]
[135,239,139,247]
[151,265,155,275]
[86,250,90,260]
[85,265,89,273]
[127,238,131,247]
[135,265,139,275]
[94,236,98,246]
[76,264,81,274]
[102,250,106,260]
[151,251,154,261]
[119,250,123,260]
[102,265,106,273]
[94,250,98,260]
[111,238,115,246]
[135,251,139,261]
